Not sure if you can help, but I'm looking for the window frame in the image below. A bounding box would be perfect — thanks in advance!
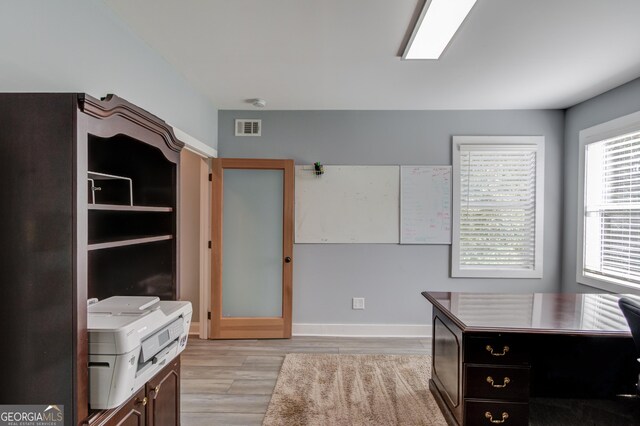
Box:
[452,136,545,278]
[577,110,640,294]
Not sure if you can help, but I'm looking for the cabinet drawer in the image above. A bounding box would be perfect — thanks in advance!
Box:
[465,336,529,365]
[465,400,528,426]
[465,365,529,401]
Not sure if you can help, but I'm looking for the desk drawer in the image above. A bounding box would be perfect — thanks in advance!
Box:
[465,365,529,401]
[465,400,528,426]
[465,336,530,365]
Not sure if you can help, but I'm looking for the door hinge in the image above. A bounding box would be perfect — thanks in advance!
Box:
[208,241,212,249]
[207,312,211,320]
[209,173,212,182]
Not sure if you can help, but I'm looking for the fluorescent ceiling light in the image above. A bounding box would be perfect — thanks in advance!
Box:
[403,0,477,60]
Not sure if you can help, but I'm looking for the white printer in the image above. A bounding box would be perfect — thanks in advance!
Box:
[87,296,192,409]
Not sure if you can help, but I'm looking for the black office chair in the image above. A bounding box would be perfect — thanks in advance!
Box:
[618,297,640,393]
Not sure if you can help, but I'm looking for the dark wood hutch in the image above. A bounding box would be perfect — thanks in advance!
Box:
[0,93,184,426]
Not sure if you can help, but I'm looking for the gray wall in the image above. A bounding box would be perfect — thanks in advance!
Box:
[562,77,640,292]
[219,110,565,324]
[0,0,217,149]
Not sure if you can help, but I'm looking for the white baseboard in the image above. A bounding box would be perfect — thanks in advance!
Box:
[189,321,200,336]
[292,323,431,338]
[189,321,430,338]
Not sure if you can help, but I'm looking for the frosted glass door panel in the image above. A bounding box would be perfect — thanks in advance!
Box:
[222,169,283,317]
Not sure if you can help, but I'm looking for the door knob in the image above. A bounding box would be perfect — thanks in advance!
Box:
[284,256,292,263]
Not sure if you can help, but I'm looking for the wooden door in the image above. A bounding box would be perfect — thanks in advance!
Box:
[146,358,180,426]
[210,158,294,339]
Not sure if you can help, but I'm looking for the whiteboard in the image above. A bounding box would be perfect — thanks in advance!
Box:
[295,165,399,243]
[400,166,452,244]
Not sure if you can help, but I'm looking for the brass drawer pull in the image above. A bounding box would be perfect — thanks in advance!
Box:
[150,385,161,399]
[135,397,148,406]
[485,345,509,356]
[485,411,509,424]
[486,376,510,388]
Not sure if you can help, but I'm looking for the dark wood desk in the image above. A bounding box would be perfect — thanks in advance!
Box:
[422,292,640,426]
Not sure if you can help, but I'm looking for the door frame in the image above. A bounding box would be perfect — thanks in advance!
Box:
[210,158,294,339]
[173,126,216,340]
[198,156,212,339]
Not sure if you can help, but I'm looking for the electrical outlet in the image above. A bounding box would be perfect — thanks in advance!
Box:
[352,297,365,310]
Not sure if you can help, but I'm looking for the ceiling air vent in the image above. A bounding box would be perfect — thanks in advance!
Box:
[235,119,261,137]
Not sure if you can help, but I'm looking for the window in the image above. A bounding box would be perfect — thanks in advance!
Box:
[578,111,640,292]
[452,136,544,278]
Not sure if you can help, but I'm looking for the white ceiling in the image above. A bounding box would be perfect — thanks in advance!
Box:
[104,0,640,110]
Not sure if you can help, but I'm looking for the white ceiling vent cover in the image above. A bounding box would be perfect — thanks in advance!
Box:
[235,119,261,137]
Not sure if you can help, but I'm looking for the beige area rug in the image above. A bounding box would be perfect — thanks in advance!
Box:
[262,353,447,426]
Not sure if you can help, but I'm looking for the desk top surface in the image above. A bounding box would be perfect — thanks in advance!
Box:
[422,291,636,336]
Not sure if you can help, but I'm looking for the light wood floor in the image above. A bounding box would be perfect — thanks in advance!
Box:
[180,336,431,426]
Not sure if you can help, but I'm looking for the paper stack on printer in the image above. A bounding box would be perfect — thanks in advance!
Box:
[87,296,192,409]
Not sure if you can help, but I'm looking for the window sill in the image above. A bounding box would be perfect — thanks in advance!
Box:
[577,274,640,296]
[452,268,543,279]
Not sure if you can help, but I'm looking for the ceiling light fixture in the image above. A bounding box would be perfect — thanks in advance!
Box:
[250,98,266,108]
[403,0,477,60]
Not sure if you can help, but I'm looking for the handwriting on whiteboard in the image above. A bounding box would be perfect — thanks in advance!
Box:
[400,166,452,244]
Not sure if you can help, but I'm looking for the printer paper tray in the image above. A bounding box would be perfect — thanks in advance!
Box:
[137,340,179,382]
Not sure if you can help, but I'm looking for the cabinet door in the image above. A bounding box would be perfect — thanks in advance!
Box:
[147,359,180,426]
[99,388,147,426]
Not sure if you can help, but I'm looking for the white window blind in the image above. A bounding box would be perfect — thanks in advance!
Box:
[583,130,640,287]
[452,137,544,278]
